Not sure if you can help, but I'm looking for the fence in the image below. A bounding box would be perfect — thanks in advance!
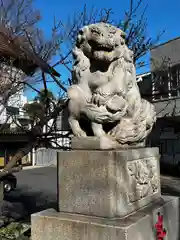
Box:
[34,148,58,166]
[33,133,71,166]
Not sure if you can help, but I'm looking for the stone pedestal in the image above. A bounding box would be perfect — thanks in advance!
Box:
[71,136,145,150]
[31,148,179,240]
[31,196,179,240]
[57,148,160,218]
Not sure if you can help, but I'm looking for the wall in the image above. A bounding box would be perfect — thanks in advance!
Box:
[153,97,180,118]
[137,72,153,101]
[21,152,32,166]
[33,132,71,166]
[148,118,180,166]
[34,148,58,166]
[56,107,70,131]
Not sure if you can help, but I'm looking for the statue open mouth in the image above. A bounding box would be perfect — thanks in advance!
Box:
[88,40,114,52]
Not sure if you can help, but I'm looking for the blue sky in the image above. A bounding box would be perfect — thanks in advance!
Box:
[26,0,180,99]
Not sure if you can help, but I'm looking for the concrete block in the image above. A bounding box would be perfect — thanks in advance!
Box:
[31,196,179,240]
[57,148,160,218]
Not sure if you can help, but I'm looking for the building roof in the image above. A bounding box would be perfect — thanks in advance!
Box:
[150,36,180,51]
[136,72,151,77]
[0,131,27,135]
[150,36,180,71]
[0,130,29,143]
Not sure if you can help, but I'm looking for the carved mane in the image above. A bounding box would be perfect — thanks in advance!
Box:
[68,23,156,148]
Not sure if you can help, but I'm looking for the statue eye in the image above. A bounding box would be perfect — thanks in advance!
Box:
[121,33,126,39]
[91,28,100,34]
[109,29,116,34]
[79,29,84,35]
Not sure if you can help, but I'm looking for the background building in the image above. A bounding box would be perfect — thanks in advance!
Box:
[137,37,180,168]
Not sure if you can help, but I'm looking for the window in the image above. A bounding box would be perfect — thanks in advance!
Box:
[152,70,169,100]
[152,64,180,100]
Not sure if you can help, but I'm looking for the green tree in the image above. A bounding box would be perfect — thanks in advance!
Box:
[34,89,55,103]
[23,89,56,125]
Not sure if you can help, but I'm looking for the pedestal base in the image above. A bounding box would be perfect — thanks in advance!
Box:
[31,196,179,240]
[57,148,160,218]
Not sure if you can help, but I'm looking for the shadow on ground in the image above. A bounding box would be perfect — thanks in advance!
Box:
[4,190,58,217]
[160,163,180,196]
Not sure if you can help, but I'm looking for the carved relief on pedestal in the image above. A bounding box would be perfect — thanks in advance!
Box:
[127,158,159,202]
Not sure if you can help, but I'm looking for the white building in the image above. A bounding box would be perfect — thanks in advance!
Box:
[0,65,28,126]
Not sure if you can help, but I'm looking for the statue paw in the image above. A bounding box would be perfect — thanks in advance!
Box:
[92,93,110,106]
[74,129,87,137]
[99,135,119,150]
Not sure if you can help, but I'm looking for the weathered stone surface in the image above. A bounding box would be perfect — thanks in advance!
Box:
[71,136,105,150]
[57,148,160,218]
[31,196,179,240]
[71,136,145,150]
[67,23,156,149]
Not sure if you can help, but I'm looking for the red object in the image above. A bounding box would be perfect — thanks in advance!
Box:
[155,212,167,240]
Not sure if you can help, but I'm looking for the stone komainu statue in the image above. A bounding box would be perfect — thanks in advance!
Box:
[67,22,156,149]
